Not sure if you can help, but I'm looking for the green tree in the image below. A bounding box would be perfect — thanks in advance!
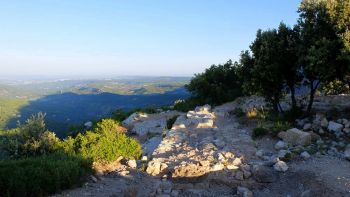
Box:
[298,0,348,113]
[186,60,243,105]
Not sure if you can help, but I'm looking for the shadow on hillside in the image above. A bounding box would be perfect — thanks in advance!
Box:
[5,88,189,137]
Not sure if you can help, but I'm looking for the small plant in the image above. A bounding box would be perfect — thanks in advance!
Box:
[166,115,179,129]
[269,121,291,136]
[252,127,269,139]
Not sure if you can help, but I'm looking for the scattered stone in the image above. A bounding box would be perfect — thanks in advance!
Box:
[252,165,277,183]
[141,156,148,161]
[300,151,311,159]
[303,123,312,130]
[273,160,288,172]
[237,186,253,197]
[90,175,98,183]
[127,160,137,169]
[278,128,312,146]
[171,190,179,197]
[275,140,287,150]
[146,160,168,176]
[255,150,264,158]
[343,127,350,134]
[84,121,93,128]
[235,170,244,181]
[278,150,290,159]
[320,118,328,128]
[328,121,344,132]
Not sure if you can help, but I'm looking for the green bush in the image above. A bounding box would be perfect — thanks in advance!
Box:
[252,127,269,139]
[173,99,197,112]
[166,115,179,129]
[0,153,92,197]
[269,121,291,136]
[0,113,61,159]
[60,121,142,162]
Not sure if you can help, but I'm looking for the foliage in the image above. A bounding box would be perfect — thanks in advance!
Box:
[166,115,179,129]
[59,120,142,162]
[94,118,127,134]
[298,0,350,113]
[186,60,243,106]
[0,153,92,197]
[269,121,291,136]
[240,23,301,112]
[0,113,60,159]
[321,79,350,95]
[252,127,269,139]
[173,99,197,112]
[0,98,28,130]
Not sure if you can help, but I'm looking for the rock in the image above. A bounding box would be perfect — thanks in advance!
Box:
[343,127,350,134]
[318,128,325,134]
[278,128,312,146]
[252,165,277,183]
[127,160,137,169]
[132,119,167,136]
[345,145,350,161]
[146,160,168,176]
[141,156,148,161]
[300,151,311,159]
[211,163,225,172]
[84,121,93,128]
[235,170,244,181]
[278,150,290,159]
[195,104,211,114]
[255,150,264,158]
[328,121,344,132]
[273,160,288,172]
[142,136,162,156]
[237,186,253,197]
[171,190,179,197]
[303,123,312,130]
[90,175,98,183]
[320,118,328,128]
[122,112,148,126]
[275,141,287,150]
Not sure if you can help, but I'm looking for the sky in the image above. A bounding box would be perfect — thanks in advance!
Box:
[0,0,301,78]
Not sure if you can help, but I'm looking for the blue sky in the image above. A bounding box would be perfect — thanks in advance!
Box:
[0,0,300,77]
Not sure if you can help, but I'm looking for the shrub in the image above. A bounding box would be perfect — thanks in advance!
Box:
[94,118,127,134]
[0,113,61,158]
[252,127,269,139]
[166,115,179,129]
[269,121,291,136]
[173,99,197,112]
[0,153,92,197]
[60,123,142,162]
[186,60,243,106]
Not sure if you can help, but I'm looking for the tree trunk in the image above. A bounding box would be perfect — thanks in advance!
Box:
[290,85,297,111]
[306,80,320,114]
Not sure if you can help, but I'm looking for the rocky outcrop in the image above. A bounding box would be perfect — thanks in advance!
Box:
[278,128,312,146]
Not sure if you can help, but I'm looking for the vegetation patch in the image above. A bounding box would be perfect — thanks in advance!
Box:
[0,153,92,197]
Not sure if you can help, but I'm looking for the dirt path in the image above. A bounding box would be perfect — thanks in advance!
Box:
[55,100,350,197]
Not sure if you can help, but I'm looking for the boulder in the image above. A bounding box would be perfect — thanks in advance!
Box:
[328,121,344,132]
[127,160,137,169]
[142,136,162,156]
[132,119,167,136]
[274,141,287,150]
[252,165,277,183]
[278,128,312,146]
[300,151,311,159]
[273,160,288,172]
[237,186,253,197]
[122,112,148,126]
[303,123,312,130]
[320,118,329,128]
[146,160,168,176]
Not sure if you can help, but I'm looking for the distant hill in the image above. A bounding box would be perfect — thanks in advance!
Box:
[0,77,190,137]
